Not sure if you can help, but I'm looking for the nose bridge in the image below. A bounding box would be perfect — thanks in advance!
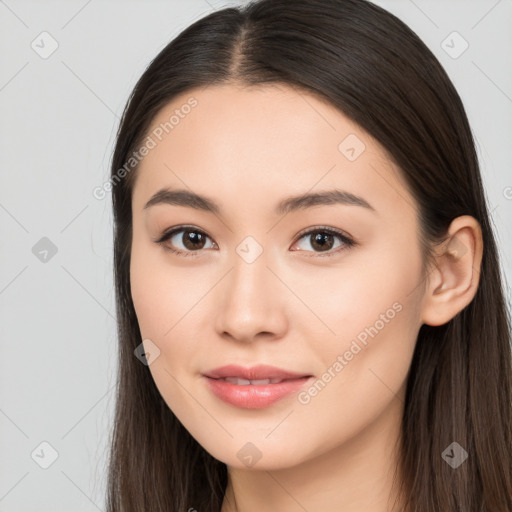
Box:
[227,235,271,309]
[214,236,287,341]
[233,239,266,290]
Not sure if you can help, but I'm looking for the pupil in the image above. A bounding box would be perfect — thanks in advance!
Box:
[312,232,333,251]
[184,231,204,249]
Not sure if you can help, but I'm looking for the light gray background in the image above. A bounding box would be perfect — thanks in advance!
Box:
[0,0,511,510]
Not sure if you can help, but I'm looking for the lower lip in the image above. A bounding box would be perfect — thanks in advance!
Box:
[203,376,313,409]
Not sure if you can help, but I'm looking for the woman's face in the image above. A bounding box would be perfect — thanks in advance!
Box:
[130,83,426,469]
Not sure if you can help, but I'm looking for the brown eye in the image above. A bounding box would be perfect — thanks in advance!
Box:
[291,227,356,257]
[309,232,336,252]
[155,226,216,256]
[180,230,208,250]
[155,225,356,258]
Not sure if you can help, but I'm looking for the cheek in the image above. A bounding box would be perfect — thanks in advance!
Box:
[130,239,206,380]
[303,241,423,395]
[130,232,187,338]
[130,245,198,413]
[292,292,420,458]
[130,245,164,338]
[293,237,422,342]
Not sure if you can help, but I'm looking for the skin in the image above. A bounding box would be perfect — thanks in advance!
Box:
[129,83,483,512]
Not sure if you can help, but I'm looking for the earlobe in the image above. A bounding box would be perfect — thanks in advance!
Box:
[420,215,483,327]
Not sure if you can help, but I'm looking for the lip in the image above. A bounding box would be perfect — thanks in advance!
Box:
[202,364,314,409]
[202,364,312,381]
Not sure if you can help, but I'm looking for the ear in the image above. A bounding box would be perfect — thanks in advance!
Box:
[420,215,484,327]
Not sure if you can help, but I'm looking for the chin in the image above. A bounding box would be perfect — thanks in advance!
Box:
[195,435,311,471]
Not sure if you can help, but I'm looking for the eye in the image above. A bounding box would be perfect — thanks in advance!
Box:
[291,226,356,257]
[154,225,216,258]
[154,225,357,258]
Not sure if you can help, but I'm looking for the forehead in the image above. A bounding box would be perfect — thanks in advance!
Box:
[132,83,416,221]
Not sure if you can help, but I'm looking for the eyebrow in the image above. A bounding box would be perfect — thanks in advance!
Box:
[143,187,376,216]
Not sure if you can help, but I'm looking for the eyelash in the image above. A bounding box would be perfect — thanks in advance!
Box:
[154,224,357,259]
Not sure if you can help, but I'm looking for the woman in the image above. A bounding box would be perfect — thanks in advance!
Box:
[106,0,512,510]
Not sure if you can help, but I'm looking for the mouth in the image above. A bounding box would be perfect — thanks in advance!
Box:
[202,373,314,409]
[202,363,313,382]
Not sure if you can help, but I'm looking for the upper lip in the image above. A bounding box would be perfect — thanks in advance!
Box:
[202,364,313,381]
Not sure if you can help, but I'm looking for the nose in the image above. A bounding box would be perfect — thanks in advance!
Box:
[214,251,289,343]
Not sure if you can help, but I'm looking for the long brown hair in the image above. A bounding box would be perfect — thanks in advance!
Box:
[106,0,512,510]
